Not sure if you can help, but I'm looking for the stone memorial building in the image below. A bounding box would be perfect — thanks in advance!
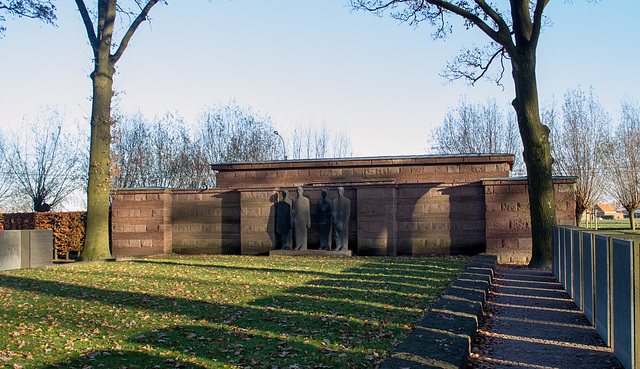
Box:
[110,154,576,263]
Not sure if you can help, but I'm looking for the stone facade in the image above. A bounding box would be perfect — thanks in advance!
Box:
[483,178,576,263]
[111,189,172,256]
[211,154,512,188]
[110,154,576,261]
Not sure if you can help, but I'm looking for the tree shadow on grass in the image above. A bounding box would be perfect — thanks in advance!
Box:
[130,258,464,292]
[130,259,336,278]
[0,257,466,368]
[38,350,206,369]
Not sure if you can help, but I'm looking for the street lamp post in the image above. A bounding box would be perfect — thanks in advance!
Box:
[274,131,287,160]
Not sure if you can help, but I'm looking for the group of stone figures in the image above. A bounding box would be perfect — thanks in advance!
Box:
[275,186,351,251]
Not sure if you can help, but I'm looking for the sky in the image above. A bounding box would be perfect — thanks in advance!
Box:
[0,0,638,158]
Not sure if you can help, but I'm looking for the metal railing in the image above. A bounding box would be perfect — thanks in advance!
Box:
[552,225,639,369]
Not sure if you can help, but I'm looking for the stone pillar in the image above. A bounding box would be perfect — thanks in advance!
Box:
[483,178,576,263]
[239,189,278,255]
[483,179,534,263]
[171,189,241,254]
[356,185,397,256]
[111,189,172,256]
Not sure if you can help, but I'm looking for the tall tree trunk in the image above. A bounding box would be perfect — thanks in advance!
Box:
[81,70,114,260]
[76,0,159,260]
[80,0,116,261]
[511,51,557,268]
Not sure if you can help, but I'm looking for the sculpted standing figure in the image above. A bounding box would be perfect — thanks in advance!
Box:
[291,186,311,250]
[316,189,333,250]
[332,187,351,251]
[275,190,292,250]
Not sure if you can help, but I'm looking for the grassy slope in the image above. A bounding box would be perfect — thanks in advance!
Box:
[0,255,468,369]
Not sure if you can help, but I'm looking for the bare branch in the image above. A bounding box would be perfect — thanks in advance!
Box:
[531,0,550,45]
[430,97,524,174]
[351,0,516,64]
[605,98,640,229]
[74,0,98,54]
[442,44,506,86]
[0,0,56,35]
[4,107,86,211]
[548,87,611,224]
[111,0,159,64]
[474,0,511,37]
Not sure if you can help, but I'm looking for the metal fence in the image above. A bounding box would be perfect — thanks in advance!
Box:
[552,225,639,369]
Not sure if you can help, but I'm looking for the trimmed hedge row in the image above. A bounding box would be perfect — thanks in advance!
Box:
[0,212,86,258]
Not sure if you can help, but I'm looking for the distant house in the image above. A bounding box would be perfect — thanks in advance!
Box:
[594,204,624,220]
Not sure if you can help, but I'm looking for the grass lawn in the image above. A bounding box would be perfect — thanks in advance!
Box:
[581,218,640,235]
[0,255,468,368]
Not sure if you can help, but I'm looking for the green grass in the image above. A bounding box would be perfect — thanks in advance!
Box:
[0,255,468,368]
[581,218,640,234]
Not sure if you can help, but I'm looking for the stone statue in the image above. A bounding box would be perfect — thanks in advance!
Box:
[275,190,292,250]
[332,186,351,251]
[316,189,333,250]
[291,186,311,250]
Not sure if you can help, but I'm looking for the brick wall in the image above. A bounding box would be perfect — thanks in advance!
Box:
[111,189,172,256]
[110,155,576,261]
[483,178,576,263]
[239,189,277,255]
[396,183,486,256]
[357,185,396,256]
[110,179,575,260]
[171,189,240,254]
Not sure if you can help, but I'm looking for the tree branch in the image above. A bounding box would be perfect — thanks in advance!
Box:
[74,0,98,56]
[111,0,159,64]
[351,0,516,54]
[510,0,533,47]
[531,0,549,46]
[474,0,511,38]
[427,0,512,50]
[443,44,507,85]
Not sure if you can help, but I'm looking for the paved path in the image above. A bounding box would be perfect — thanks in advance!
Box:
[468,265,622,369]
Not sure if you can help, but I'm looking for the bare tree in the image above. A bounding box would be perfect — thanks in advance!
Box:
[198,102,281,164]
[0,133,14,209]
[431,97,525,175]
[289,121,355,160]
[75,0,162,260]
[110,111,153,189]
[111,111,214,189]
[167,131,213,189]
[0,0,56,36]
[549,87,610,226]
[606,99,640,230]
[4,107,86,212]
[351,0,567,267]
[147,113,213,189]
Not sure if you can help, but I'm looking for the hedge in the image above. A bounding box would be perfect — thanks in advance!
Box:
[0,212,86,258]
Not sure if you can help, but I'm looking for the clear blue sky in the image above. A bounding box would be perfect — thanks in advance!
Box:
[1,1,638,157]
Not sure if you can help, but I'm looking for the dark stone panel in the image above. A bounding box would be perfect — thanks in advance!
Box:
[594,234,611,346]
[582,232,595,325]
[572,229,582,309]
[611,237,633,369]
[0,231,21,271]
[27,229,53,268]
